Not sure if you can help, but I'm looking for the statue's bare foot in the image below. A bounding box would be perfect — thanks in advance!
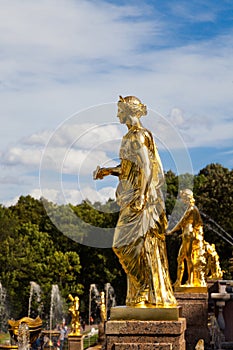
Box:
[184,281,191,286]
[173,280,181,288]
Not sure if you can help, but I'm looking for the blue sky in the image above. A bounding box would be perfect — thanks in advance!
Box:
[0,0,233,206]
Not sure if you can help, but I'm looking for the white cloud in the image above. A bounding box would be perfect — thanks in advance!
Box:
[0,175,25,185]
[181,120,233,148]
[2,147,43,166]
[62,148,115,175]
[169,108,185,128]
[30,185,116,205]
[43,122,122,150]
[2,120,121,170]
[0,0,233,205]
[0,0,159,83]
[22,130,53,146]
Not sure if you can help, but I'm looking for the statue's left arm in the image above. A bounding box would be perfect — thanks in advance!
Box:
[130,131,152,211]
[167,205,192,235]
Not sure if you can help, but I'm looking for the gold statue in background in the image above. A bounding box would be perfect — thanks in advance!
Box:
[100,291,106,322]
[94,95,176,308]
[68,294,81,335]
[204,241,223,279]
[167,189,206,288]
[98,291,106,344]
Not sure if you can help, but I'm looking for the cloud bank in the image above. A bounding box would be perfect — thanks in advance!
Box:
[0,0,233,206]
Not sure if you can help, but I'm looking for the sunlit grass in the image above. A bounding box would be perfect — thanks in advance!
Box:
[83,333,98,349]
[0,333,11,344]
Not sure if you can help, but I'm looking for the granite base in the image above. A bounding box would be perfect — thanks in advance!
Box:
[175,292,210,350]
[105,319,186,350]
[68,335,84,350]
[110,306,180,321]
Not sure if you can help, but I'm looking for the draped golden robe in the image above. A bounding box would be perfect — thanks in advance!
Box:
[113,125,176,307]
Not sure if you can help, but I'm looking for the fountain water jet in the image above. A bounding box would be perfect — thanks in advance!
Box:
[49,285,63,331]
[0,282,9,332]
[17,323,30,350]
[8,316,42,347]
[105,283,116,320]
[28,282,41,318]
[41,285,64,348]
[89,284,100,325]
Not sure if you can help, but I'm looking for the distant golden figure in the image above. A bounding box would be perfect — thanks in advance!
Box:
[100,291,106,322]
[204,241,223,279]
[167,189,206,287]
[94,95,176,307]
[68,294,80,335]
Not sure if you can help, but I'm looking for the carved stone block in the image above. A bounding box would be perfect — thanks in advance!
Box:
[175,292,210,350]
[105,319,186,350]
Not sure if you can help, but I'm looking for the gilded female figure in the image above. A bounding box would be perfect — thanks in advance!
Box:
[94,95,176,307]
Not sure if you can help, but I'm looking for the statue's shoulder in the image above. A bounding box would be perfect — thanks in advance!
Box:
[131,127,153,142]
[126,127,155,152]
[140,128,155,150]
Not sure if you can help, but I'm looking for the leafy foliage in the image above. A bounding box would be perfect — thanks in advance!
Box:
[194,164,233,276]
[0,163,232,325]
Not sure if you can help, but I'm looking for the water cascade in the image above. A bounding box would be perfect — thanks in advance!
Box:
[28,282,41,318]
[0,282,9,332]
[105,283,116,320]
[17,323,30,350]
[89,284,100,325]
[49,284,63,331]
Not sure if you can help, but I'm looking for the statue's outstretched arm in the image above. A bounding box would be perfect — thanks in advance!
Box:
[167,206,191,235]
[93,164,121,180]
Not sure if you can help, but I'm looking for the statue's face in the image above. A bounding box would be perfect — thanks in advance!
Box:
[180,189,193,204]
[180,193,191,204]
[117,104,128,124]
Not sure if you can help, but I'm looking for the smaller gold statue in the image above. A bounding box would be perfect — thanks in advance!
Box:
[68,294,81,336]
[98,291,106,345]
[167,189,206,289]
[204,241,223,279]
[100,291,106,323]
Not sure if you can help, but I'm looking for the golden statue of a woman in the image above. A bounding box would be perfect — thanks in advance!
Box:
[94,95,176,308]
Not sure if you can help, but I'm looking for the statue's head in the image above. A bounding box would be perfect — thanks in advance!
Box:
[180,189,194,203]
[117,95,147,119]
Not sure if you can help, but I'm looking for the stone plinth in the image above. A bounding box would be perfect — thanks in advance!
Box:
[98,321,105,344]
[174,286,207,293]
[175,292,209,350]
[68,335,84,350]
[223,299,233,341]
[105,319,186,350]
[111,306,180,321]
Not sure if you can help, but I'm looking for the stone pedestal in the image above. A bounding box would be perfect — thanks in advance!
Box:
[110,306,180,321]
[68,335,84,350]
[175,292,210,350]
[98,321,106,344]
[105,319,186,350]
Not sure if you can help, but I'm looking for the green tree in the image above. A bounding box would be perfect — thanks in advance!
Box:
[0,221,82,319]
[194,163,233,276]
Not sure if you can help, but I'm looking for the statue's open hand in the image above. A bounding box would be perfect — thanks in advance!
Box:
[93,165,103,180]
[93,165,108,180]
